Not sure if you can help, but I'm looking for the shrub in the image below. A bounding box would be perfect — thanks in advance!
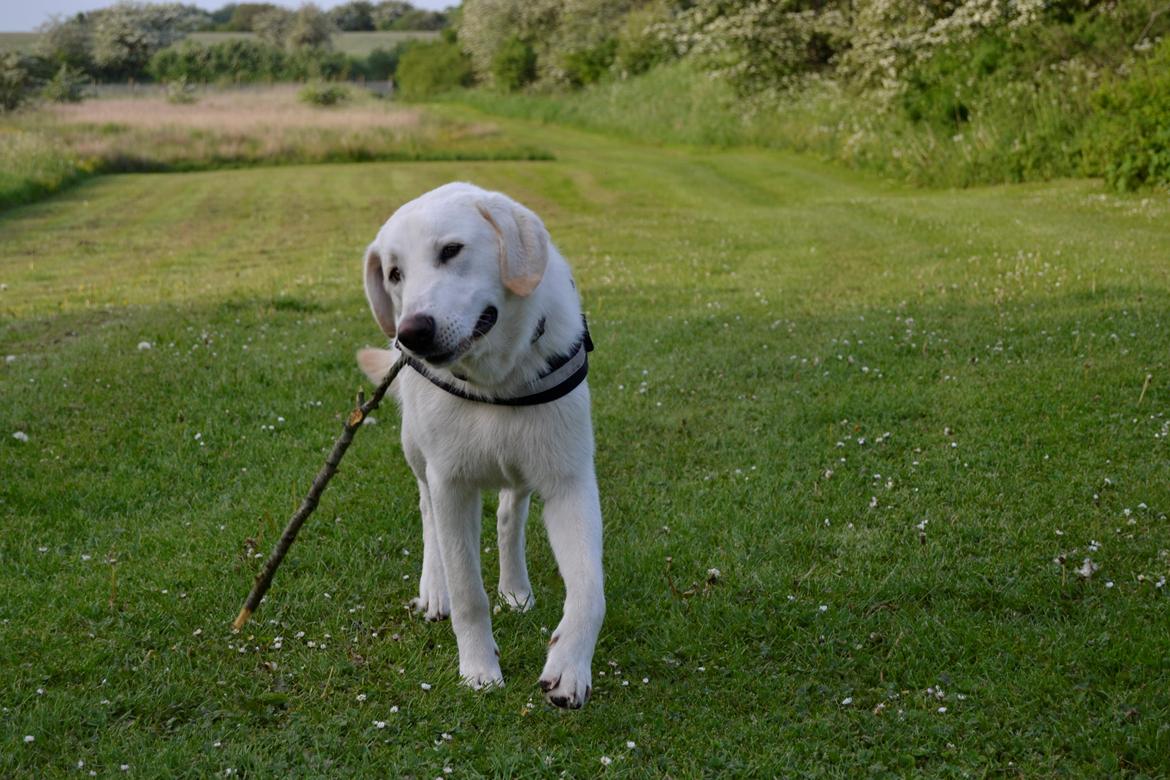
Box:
[37,14,94,74]
[491,36,536,92]
[613,2,673,77]
[41,63,89,103]
[561,37,617,88]
[286,4,336,51]
[1088,38,1170,191]
[395,37,472,100]
[165,74,198,103]
[0,53,33,112]
[299,81,350,106]
[149,38,349,83]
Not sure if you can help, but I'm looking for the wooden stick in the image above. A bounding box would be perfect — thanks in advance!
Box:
[232,354,406,631]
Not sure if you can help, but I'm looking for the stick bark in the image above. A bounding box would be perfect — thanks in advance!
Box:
[232,355,406,631]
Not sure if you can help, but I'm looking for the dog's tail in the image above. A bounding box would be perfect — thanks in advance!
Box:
[356,346,402,387]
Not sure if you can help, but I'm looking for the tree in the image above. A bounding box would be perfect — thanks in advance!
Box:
[396,36,473,100]
[253,7,294,47]
[90,2,206,78]
[330,1,375,31]
[286,4,336,50]
[223,3,281,32]
[37,14,95,73]
[372,1,412,31]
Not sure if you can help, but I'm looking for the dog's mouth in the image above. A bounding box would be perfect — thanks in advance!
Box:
[421,306,498,367]
[471,306,498,340]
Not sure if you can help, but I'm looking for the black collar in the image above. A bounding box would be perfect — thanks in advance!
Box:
[402,316,594,406]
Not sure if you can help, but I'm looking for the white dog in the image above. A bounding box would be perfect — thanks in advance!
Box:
[356,182,604,708]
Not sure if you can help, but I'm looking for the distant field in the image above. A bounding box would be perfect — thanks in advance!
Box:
[0,31,38,52]
[190,31,439,57]
[0,30,439,55]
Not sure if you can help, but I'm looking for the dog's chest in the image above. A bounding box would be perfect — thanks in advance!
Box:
[400,373,591,490]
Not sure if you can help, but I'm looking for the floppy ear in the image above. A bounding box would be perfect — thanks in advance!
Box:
[476,194,549,297]
[363,246,397,338]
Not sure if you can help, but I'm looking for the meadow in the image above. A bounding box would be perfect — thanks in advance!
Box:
[0,31,435,56]
[0,88,548,210]
[2,106,1170,776]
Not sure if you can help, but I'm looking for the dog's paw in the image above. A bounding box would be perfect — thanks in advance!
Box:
[460,659,504,691]
[498,587,534,612]
[538,644,592,709]
[410,580,450,621]
[410,595,449,621]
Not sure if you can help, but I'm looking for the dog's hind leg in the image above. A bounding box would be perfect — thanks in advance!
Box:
[496,488,534,612]
[411,478,450,621]
[537,476,605,709]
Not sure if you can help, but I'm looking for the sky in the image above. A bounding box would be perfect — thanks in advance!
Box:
[0,0,452,32]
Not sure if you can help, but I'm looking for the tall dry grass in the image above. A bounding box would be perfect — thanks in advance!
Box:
[0,86,549,210]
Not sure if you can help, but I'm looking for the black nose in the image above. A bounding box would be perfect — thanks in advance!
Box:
[397,314,435,353]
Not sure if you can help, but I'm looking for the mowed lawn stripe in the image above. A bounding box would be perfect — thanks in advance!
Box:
[1,115,1169,776]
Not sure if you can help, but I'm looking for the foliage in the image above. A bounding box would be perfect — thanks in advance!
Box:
[459,0,648,87]
[561,37,617,87]
[1088,36,1170,191]
[36,15,94,73]
[0,52,33,112]
[299,80,350,106]
[164,73,198,103]
[612,0,674,77]
[252,7,294,48]
[372,1,448,31]
[670,0,849,95]
[41,64,89,103]
[148,34,369,84]
[395,37,473,100]
[286,4,336,51]
[90,2,205,78]
[491,36,536,92]
[330,1,376,32]
[347,46,402,81]
[220,3,281,32]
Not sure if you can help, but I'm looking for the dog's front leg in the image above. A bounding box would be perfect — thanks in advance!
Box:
[411,479,450,621]
[538,476,605,709]
[428,472,503,689]
[497,488,534,611]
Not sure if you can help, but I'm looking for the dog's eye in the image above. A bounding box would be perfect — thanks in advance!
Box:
[387,267,401,284]
[439,243,463,263]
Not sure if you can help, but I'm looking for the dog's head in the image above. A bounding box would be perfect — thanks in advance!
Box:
[363,182,549,369]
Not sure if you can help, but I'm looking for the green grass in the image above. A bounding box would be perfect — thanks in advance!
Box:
[3,112,1170,776]
[450,61,1108,189]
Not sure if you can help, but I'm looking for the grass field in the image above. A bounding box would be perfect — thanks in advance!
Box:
[2,109,1170,776]
[0,89,549,211]
[0,30,437,56]
[0,31,39,52]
